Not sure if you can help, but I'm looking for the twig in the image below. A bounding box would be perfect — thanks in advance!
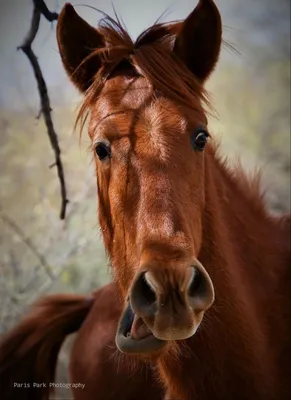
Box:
[17,0,68,219]
[36,108,42,119]
[34,0,58,22]
[0,212,55,280]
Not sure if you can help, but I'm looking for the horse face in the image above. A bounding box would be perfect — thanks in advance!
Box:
[88,75,213,351]
[57,0,221,354]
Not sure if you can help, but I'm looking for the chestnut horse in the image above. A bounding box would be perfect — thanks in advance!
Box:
[1,0,290,399]
[0,282,163,400]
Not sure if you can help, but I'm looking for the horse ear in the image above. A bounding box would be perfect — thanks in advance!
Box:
[57,3,105,92]
[173,0,222,82]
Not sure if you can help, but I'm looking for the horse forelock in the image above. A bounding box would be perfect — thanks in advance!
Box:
[74,14,212,133]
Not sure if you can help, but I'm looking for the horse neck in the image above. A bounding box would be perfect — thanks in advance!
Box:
[202,149,289,285]
[199,148,290,377]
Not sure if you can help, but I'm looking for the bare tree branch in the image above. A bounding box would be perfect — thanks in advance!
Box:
[0,212,54,280]
[33,0,58,22]
[20,5,41,47]
[17,1,68,219]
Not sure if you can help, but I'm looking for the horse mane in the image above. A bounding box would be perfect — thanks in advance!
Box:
[212,143,290,222]
[75,13,211,131]
[210,140,267,215]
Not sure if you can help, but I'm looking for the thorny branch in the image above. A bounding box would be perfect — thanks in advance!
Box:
[17,0,68,219]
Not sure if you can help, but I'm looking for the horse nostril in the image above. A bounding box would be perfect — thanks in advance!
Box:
[141,274,157,304]
[188,268,204,297]
[187,265,214,311]
[130,272,157,316]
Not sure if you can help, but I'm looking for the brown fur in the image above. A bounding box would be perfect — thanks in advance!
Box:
[70,282,163,400]
[1,1,290,399]
[0,283,163,400]
[56,2,290,398]
[0,292,94,399]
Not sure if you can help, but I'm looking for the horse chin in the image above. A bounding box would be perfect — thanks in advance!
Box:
[115,302,167,354]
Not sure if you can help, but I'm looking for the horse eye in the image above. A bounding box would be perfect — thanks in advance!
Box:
[192,129,209,152]
[95,143,111,161]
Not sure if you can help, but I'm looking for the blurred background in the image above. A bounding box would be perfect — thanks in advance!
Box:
[0,0,290,394]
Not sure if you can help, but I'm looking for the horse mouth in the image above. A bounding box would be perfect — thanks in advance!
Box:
[115,302,166,354]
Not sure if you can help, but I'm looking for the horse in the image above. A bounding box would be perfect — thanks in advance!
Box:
[1,0,290,399]
[56,1,291,398]
[0,282,163,400]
